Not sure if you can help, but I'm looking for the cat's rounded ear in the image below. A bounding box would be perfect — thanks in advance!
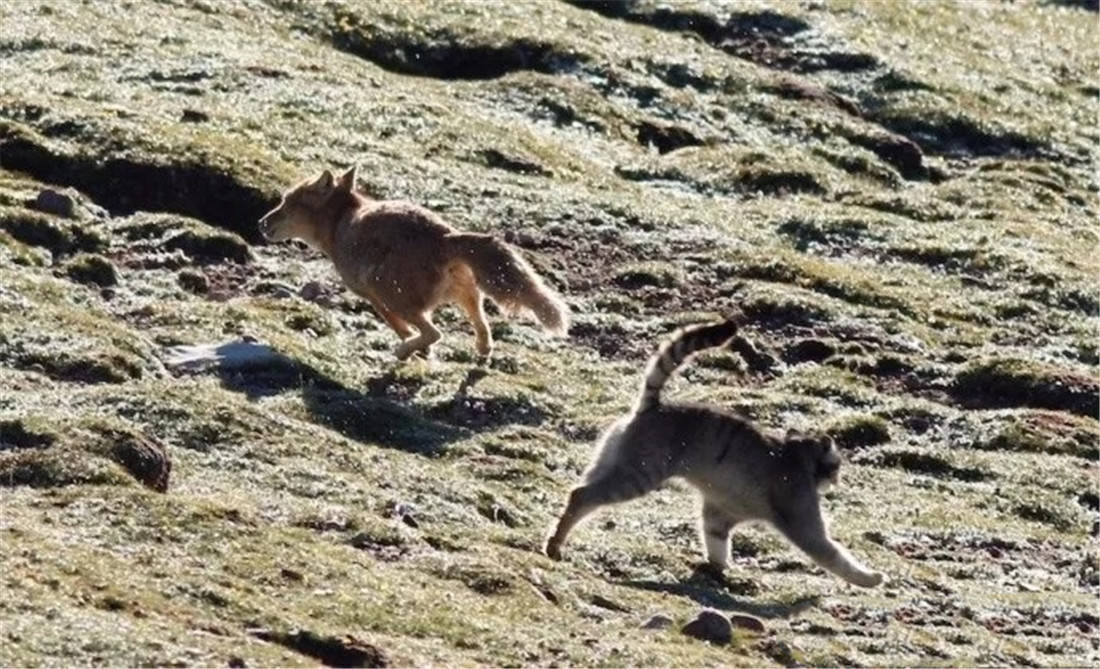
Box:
[337,165,357,192]
[313,169,335,191]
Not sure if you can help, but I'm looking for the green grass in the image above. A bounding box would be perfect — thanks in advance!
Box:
[0,0,1096,666]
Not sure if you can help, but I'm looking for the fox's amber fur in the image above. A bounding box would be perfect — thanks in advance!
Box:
[260,167,568,359]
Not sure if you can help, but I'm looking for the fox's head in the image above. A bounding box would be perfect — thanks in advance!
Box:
[259,166,357,243]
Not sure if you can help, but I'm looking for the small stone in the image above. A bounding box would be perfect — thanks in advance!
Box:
[299,280,325,302]
[728,614,766,634]
[681,609,732,645]
[32,188,77,218]
[641,614,674,630]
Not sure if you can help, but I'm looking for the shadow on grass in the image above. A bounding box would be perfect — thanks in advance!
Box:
[179,341,468,456]
[618,565,819,619]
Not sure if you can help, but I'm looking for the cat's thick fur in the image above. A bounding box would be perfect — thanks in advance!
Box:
[544,318,883,588]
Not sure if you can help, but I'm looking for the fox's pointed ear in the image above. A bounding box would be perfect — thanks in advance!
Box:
[314,170,335,191]
[337,165,357,192]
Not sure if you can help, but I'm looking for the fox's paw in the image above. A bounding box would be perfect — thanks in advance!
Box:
[544,540,563,561]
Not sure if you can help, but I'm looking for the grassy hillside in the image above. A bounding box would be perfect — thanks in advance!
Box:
[0,1,1097,666]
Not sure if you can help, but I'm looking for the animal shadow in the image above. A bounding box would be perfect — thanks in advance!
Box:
[197,341,466,456]
[619,564,819,619]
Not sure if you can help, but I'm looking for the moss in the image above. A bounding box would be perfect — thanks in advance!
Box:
[165,228,252,264]
[0,229,47,266]
[612,261,680,289]
[0,205,105,256]
[16,350,142,384]
[976,411,1099,460]
[874,449,989,482]
[827,413,891,449]
[64,253,118,288]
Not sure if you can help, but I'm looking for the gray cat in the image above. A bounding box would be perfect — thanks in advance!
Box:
[544,318,883,588]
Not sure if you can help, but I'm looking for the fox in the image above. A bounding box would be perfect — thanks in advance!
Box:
[259,167,569,360]
[544,317,883,588]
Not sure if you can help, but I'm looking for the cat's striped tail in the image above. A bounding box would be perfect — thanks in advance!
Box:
[635,318,741,412]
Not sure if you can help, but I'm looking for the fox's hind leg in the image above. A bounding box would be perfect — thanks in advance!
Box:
[395,312,441,360]
[361,294,413,340]
[453,275,492,358]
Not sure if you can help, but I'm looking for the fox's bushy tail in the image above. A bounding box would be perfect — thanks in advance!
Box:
[636,319,740,412]
[444,233,569,335]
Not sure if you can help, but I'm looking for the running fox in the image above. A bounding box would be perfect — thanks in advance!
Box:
[260,167,569,359]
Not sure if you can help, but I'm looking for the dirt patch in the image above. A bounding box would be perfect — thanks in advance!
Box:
[871,449,989,482]
[13,351,143,384]
[841,128,927,180]
[867,108,1049,159]
[570,2,875,74]
[0,124,273,241]
[762,78,861,117]
[104,426,172,493]
[952,358,1097,417]
[635,120,705,154]
[975,410,1098,459]
[0,419,57,450]
[251,629,388,668]
[328,10,580,80]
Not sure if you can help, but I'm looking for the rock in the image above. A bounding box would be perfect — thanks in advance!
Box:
[178,269,209,294]
[641,614,674,630]
[729,613,766,634]
[299,280,326,302]
[681,609,732,645]
[65,253,118,288]
[181,108,210,123]
[31,188,77,218]
[784,338,836,363]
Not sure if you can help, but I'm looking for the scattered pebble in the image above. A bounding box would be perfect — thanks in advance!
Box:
[641,614,673,630]
[681,609,732,645]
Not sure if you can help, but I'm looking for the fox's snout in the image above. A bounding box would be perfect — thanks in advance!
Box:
[258,209,280,240]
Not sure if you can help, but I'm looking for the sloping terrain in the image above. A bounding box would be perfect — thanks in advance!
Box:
[0,1,1097,666]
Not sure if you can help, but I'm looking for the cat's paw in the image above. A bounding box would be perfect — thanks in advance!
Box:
[854,571,884,588]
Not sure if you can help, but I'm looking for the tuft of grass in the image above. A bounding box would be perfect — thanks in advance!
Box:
[827,413,891,449]
[64,253,118,287]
